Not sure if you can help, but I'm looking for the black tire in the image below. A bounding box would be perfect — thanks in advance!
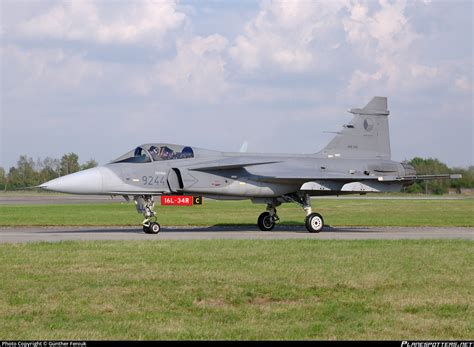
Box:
[258,212,275,231]
[143,225,151,234]
[305,213,324,233]
[148,222,161,234]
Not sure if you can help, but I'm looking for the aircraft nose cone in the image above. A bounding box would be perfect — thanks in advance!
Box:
[39,167,104,194]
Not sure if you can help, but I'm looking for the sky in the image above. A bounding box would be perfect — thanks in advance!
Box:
[1,0,473,169]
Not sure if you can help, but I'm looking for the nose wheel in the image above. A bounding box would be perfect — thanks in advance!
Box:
[144,222,161,234]
[134,195,161,234]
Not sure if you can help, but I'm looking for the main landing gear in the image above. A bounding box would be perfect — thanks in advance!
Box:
[257,201,281,231]
[134,195,161,234]
[305,212,324,233]
[257,193,324,233]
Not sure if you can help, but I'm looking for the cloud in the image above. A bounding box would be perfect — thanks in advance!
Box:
[455,76,471,93]
[153,34,229,102]
[1,0,471,169]
[342,0,447,95]
[2,45,103,98]
[16,0,186,44]
[229,0,347,72]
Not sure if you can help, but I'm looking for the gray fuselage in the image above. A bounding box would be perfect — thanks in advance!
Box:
[41,145,411,199]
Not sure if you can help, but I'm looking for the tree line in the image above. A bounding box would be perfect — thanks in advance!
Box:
[0,153,97,190]
[403,157,474,194]
[0,154,472,194]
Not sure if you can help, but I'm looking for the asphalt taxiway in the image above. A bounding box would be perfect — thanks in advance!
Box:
[0,225,472,243]
[0,194,121,205]
[1,194,472,243]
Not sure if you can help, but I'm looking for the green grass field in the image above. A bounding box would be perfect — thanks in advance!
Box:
[1,198,472,340]
[0,199,473,227]
[0,239,472,340]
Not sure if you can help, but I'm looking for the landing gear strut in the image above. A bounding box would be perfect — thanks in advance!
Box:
[299,193,324,233]
[134,195,161,234]
[257,201,280,231]
[286,192,325,233]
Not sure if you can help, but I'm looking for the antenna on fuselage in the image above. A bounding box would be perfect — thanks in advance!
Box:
[239,141,249,153]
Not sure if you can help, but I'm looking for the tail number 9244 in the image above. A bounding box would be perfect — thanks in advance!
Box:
[142,175,166,185]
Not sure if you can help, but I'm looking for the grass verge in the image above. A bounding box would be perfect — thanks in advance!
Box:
[0,199,473,227]
[0,239,472,340]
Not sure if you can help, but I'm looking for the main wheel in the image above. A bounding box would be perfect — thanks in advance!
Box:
[305,213,324,233]
[143,225,150,233]
[258,212,275,231]
[148,222,161,234]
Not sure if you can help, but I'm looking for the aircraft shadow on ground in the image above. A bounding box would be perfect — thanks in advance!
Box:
[39,228,144,234]
[38,225,380,234]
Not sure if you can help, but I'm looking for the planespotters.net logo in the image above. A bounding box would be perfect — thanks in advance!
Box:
[402,342,473,347]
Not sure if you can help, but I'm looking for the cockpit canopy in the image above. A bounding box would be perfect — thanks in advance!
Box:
[112,144,194,163]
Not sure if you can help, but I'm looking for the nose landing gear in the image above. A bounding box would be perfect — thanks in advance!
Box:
[134,195,161,234]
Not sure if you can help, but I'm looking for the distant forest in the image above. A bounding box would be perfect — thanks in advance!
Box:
[401,157,473,194]
[0,154,472,194]
[0,153,97,191]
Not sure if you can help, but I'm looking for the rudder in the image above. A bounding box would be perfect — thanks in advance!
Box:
[319,96,391,159]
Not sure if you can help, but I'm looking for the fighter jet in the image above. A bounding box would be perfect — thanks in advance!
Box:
[39,97,461,234]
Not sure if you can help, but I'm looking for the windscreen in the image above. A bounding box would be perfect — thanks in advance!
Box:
[111,147,152,163]
[111,144,194,163]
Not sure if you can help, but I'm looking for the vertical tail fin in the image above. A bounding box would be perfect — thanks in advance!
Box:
[319,96,391,159]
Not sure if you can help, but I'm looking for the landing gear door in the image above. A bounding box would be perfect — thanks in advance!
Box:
[167,168,184,193]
